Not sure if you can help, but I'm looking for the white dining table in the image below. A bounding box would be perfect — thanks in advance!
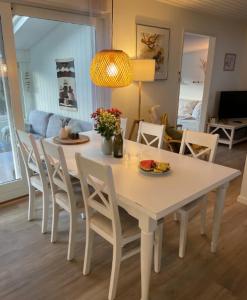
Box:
[48,131,240,300]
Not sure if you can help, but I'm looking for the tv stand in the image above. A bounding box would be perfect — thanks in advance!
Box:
[207,119,247,149]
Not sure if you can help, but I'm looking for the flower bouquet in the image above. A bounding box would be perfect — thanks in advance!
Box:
[91,108,122,154]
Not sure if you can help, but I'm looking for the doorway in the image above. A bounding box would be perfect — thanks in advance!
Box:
[177,32,215,132]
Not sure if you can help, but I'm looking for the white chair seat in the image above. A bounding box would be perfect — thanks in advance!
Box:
[55,183,84,211]
[30,174,46,191]
[90,208,140,243]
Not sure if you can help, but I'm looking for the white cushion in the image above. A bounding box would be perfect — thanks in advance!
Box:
[90,208,140,240]
[178,100,198,117]
[192,102,202,120]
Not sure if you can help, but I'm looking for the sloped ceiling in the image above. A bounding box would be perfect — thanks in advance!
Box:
[157,0,247,21]
[14,17,60,50]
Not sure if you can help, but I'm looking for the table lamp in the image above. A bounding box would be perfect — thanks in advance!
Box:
[129,59,155,139]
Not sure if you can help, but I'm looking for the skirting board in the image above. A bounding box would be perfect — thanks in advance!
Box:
[237,195,247,205]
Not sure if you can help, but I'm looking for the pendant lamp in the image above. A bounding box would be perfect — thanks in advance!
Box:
[90,1,133,88]
[90,49,133,88]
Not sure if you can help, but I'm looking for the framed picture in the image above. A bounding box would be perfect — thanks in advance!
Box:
[223,53,236,71]
[136,23,170,80]
[56,58,78,111]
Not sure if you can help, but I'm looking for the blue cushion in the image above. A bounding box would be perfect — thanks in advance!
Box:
[29,110,52,137]
[68,119,93,133]
[46,114,70,138]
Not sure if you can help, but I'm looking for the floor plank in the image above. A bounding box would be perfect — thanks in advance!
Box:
[0,142,247,300]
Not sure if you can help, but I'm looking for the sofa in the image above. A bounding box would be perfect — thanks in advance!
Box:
[28,110,92,139]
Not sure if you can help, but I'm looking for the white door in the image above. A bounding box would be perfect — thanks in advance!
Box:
[0,2,27,202]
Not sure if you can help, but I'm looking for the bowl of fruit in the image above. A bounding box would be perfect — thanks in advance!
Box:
[139,160,170,176]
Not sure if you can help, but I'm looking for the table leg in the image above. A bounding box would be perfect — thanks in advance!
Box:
[139,217,157,300]
[211,183,229,253]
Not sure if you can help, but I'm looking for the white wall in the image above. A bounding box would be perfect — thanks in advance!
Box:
[182,49,208,83]
[29,22,95,121]
[180,48,208,101]
[112,0,247,135]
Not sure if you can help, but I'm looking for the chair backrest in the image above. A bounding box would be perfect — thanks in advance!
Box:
[179,130,219,162]
[16,130,47,186]
[40,139,76,210]
[148,105,161,124]
[75,153,121,239]
[137,121,165,149]
[120,117,127,139]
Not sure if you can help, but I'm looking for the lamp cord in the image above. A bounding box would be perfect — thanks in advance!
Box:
[111,0,114,49]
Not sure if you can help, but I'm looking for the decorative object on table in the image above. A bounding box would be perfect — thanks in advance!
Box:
[128,59,155,140]
[59,119,69,139]
[223,53,236,71]
[136,23,170,80]
[139,159,170,175]
[56,58,78,111]
[113,125,123,158]
[91,107,122,155]
[209,117,217,124]
[69,132,79,140]
[53,135,90,145]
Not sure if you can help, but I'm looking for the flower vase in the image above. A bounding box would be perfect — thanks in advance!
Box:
[101,137,113,155]
[59,127,68,139]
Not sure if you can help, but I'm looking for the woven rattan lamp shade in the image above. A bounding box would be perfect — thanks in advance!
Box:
[90,50,133,88]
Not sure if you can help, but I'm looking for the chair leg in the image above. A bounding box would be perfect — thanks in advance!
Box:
[108,245,121,300]
[154,222,163,273]
[41,190,49,234]
[179,212,189,258]
[83,226,94,275]
[67,213,77,261]
[28,185,35,221]
[51,202,59,243]
[200,197,208,235]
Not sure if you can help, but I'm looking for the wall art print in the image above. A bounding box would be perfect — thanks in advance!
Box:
[223,53,237,71]
[56,58,78,111]
[136,23,170,80]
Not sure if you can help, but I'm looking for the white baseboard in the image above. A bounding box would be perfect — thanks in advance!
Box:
[237,195,247,205]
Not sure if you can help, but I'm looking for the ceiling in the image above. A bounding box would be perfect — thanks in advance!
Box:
[183,33,209,53]
[14,16,60,50]
[157,0,247,22]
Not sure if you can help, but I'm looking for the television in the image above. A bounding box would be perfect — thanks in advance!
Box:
[218,91,247,119]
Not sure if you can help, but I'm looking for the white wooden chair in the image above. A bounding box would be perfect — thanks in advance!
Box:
[16,130,50,234]
[137,121,165,149]
[176,130,219,258]
[75,153,140,300]
[120,117,127,139]
[41,139,84,261]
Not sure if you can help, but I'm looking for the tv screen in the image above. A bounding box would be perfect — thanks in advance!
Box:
[218,91,247,119]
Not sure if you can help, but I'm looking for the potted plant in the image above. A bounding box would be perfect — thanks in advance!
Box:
[91,108,122,155]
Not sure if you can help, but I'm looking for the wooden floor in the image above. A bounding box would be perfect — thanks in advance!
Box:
[1,142,247,300]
